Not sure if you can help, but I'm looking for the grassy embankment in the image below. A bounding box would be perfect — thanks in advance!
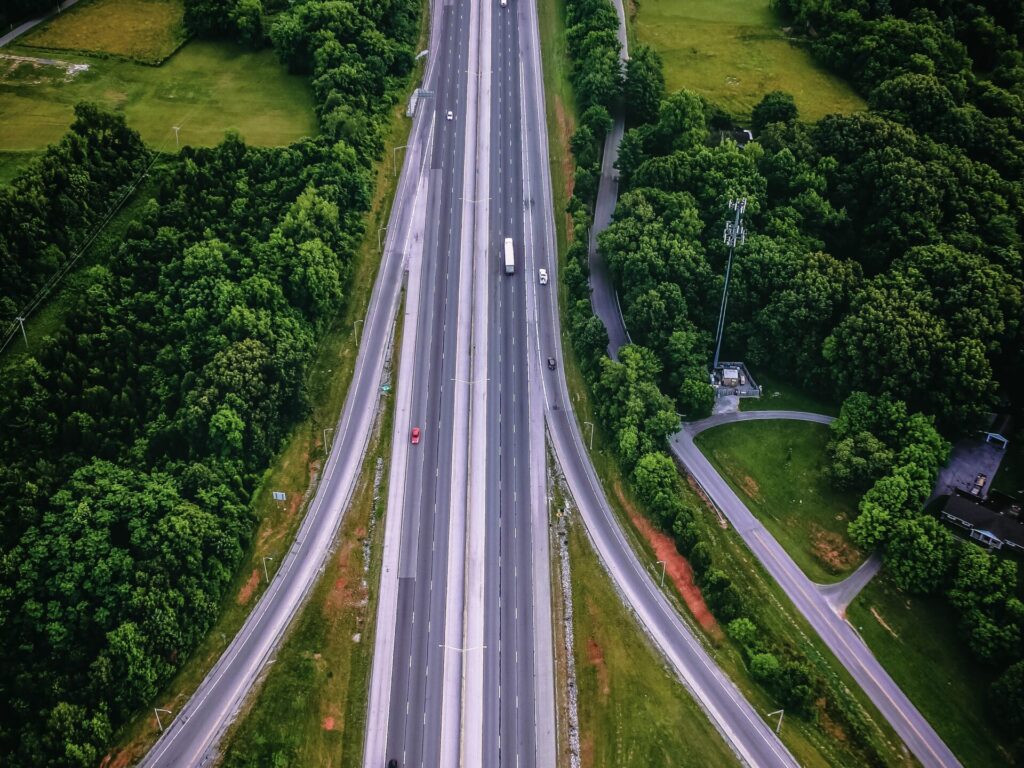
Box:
[556,500,739,767]
[695,420,864,583]
[2,0,314,151]
[101,19,425,764]
[848,578,1012,768]
[538,0,909,765]
[632,0,865,121]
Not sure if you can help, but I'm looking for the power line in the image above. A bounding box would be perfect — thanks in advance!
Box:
[712,197,747,371]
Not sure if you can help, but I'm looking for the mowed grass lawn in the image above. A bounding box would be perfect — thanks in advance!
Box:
[695,420,864,583]
[566,515,738,767]
[740,371,839,416]
[20,0,187,64]
[634,0,865,121]
[847,577,1011,768]
[0,41,317,150]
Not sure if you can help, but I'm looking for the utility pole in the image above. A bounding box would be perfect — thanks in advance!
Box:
[392,144,407,177]
[154,708,172,733]
[712,198,747,371]
[172,125,180,151]
[262,556,274,584]
[15,316,27,347]
[583,421,594,451]
[656,560,666,587]
[767,709,784,733]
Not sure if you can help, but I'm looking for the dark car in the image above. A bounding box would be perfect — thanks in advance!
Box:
[388,760,399,768]
[547,357,556,370]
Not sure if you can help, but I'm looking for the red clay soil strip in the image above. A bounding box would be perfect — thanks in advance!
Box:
[616,483,723,640]
[236,568,261,606]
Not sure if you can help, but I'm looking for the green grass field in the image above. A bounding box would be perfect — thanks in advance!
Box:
[0,150,40,185]
[633,0,865,121]
[740,371,839,416]
[564,512,739,767]
[0,40,317,150]
[847,577,1011,768]
[696,420,863,583]
[20,0,187,64]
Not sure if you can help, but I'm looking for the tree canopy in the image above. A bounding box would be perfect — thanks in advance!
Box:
[0,0,418,762]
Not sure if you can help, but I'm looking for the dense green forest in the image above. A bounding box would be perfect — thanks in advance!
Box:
[0,105,150,325]
[557,0,900,762]
[561,0,1024,761]
[0,0,418,764]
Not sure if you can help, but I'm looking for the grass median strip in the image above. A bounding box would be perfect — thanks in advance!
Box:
[557,504,739,768]
[695,419,863,583]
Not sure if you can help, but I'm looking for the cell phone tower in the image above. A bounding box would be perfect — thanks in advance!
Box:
[712,197,747,371]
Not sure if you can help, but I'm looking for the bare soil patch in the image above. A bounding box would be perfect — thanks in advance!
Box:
[585,632,610,698]
[740,473,762,501]
[816,697,849,744]
[236,568,261,606]
[811,525,861,574]
[871,607,899,639]
[614,482,723,640]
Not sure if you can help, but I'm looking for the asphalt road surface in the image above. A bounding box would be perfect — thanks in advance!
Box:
[480,0,556,763]
[675,410,962,768]
[379,1,475,766]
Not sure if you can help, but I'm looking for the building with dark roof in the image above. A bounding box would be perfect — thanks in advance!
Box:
[940,492,1024,552]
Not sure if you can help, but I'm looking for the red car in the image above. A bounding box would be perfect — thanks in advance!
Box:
[410,427,421,444]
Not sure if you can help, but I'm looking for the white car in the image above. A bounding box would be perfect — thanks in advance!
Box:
[538,268,548,285]
[446,110,454,121]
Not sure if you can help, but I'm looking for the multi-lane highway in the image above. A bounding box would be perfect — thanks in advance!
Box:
[367,0,476,766]
[368,0,557,762]
[482,0,553,763]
